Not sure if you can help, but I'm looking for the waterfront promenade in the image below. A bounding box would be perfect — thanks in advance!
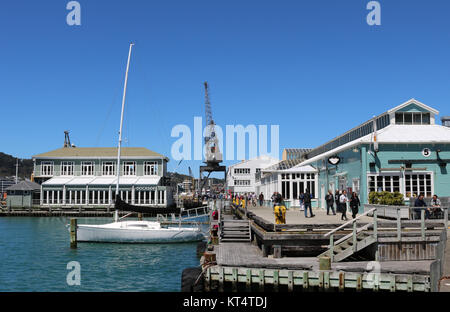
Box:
[246,204,374,225]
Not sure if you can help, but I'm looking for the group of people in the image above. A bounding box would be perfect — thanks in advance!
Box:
[325,190,361,221]
[231,192,258,207]
[269,189,361,221]
[414,194,443,219]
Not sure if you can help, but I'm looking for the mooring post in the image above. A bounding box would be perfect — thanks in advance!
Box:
[319,256,331,271]
[273,245,282,259]
[70,218,77,249]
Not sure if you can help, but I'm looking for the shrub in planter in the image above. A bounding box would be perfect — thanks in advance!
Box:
[369,191,404,205]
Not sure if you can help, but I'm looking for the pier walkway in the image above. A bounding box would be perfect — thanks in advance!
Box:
[201,200,448,292]
[246,204,373,226]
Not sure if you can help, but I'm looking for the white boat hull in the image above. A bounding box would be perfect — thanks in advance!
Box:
[72,221,205,243]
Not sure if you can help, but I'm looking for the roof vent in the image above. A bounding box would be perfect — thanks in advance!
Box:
[441,116,450,127]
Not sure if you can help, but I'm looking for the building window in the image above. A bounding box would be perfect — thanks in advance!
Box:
[368,174,401,193]
[41,161,54,176]
[61,162,74,176]
[123,161,136,176]
[405,173,432,198]
[395,112,431,125]
[102,162,116,176]
[234,180,250,186]
[81,161,95,176]
[144,161,157,175]
[234,168,250,175]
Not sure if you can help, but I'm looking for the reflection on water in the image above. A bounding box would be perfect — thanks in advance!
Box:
[0,217,204,292]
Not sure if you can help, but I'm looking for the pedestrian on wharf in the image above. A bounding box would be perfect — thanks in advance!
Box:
[414,194,429,219]
[259,192,264,207]
[274,202,286,224]
[304,189,314,218]
[349,192,360,219]
[326,190,336,215]
[335,190,341,213]
[431,194,442,218]
[299,191,305,212]
[339,190,349,221]
[271,192,277,211]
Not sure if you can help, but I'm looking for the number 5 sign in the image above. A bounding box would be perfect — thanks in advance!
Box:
[422,148,432,158]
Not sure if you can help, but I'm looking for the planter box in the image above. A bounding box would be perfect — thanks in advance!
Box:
[364,204,410,220]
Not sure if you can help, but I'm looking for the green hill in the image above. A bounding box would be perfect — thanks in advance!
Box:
[0,153,33,178]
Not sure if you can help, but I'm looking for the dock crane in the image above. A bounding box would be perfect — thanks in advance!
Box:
[63,131,75,148]
[198,82,226,196]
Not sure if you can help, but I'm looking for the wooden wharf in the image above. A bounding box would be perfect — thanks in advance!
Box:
[200,200,449,292]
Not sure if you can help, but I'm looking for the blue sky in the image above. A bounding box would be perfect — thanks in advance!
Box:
[1,0,450,177]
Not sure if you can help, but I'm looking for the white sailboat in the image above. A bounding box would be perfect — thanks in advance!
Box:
[70,43,205,243]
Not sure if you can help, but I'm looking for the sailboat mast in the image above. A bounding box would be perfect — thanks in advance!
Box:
[115,43,134,222]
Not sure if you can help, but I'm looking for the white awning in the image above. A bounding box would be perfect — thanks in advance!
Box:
[41,176,161,186]
[42,177,75,185]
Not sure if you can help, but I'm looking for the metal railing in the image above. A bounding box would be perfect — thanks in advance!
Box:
[324,208,378,262]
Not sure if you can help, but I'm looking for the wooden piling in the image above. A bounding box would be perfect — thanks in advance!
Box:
[70,218,77,249]
[319,256,331,271]
[273,245,282,258]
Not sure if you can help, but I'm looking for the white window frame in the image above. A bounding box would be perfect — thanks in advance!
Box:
[234,168,250,175]
[41,161,54,176]
[404,171,434,198]
[367,172,402,194]
[234,179,251,186]
[60,161,74,176]
[123,161,136,176]
[81,161,95,176]
[352,178,360,195]
[144,161,158,176]
[102,161,116,176]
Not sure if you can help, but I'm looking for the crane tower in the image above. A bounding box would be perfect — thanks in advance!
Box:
[199,82,226,195]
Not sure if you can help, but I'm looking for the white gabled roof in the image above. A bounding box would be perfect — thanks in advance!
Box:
[373,124,450,143]
[283,164,317,173]
[228,155,279,169]
[387,98,439,115]
[300,124,450,167]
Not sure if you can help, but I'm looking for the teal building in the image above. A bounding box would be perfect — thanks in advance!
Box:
[296,99,450,212]
[32,147,173,208]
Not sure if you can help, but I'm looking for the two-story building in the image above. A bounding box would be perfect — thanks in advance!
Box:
[226,155,279,195]
[32,147,173,208]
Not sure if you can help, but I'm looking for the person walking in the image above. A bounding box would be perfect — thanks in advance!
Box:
[326,190,336,215]
[334,190,341,214]
[304,189,314,218]
[339,190,349,221]
[259,192,264,207]
[299,192,305,212]
[349,192,360,219]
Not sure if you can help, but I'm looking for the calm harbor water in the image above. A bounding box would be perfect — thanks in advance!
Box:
[0,217,205,292]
